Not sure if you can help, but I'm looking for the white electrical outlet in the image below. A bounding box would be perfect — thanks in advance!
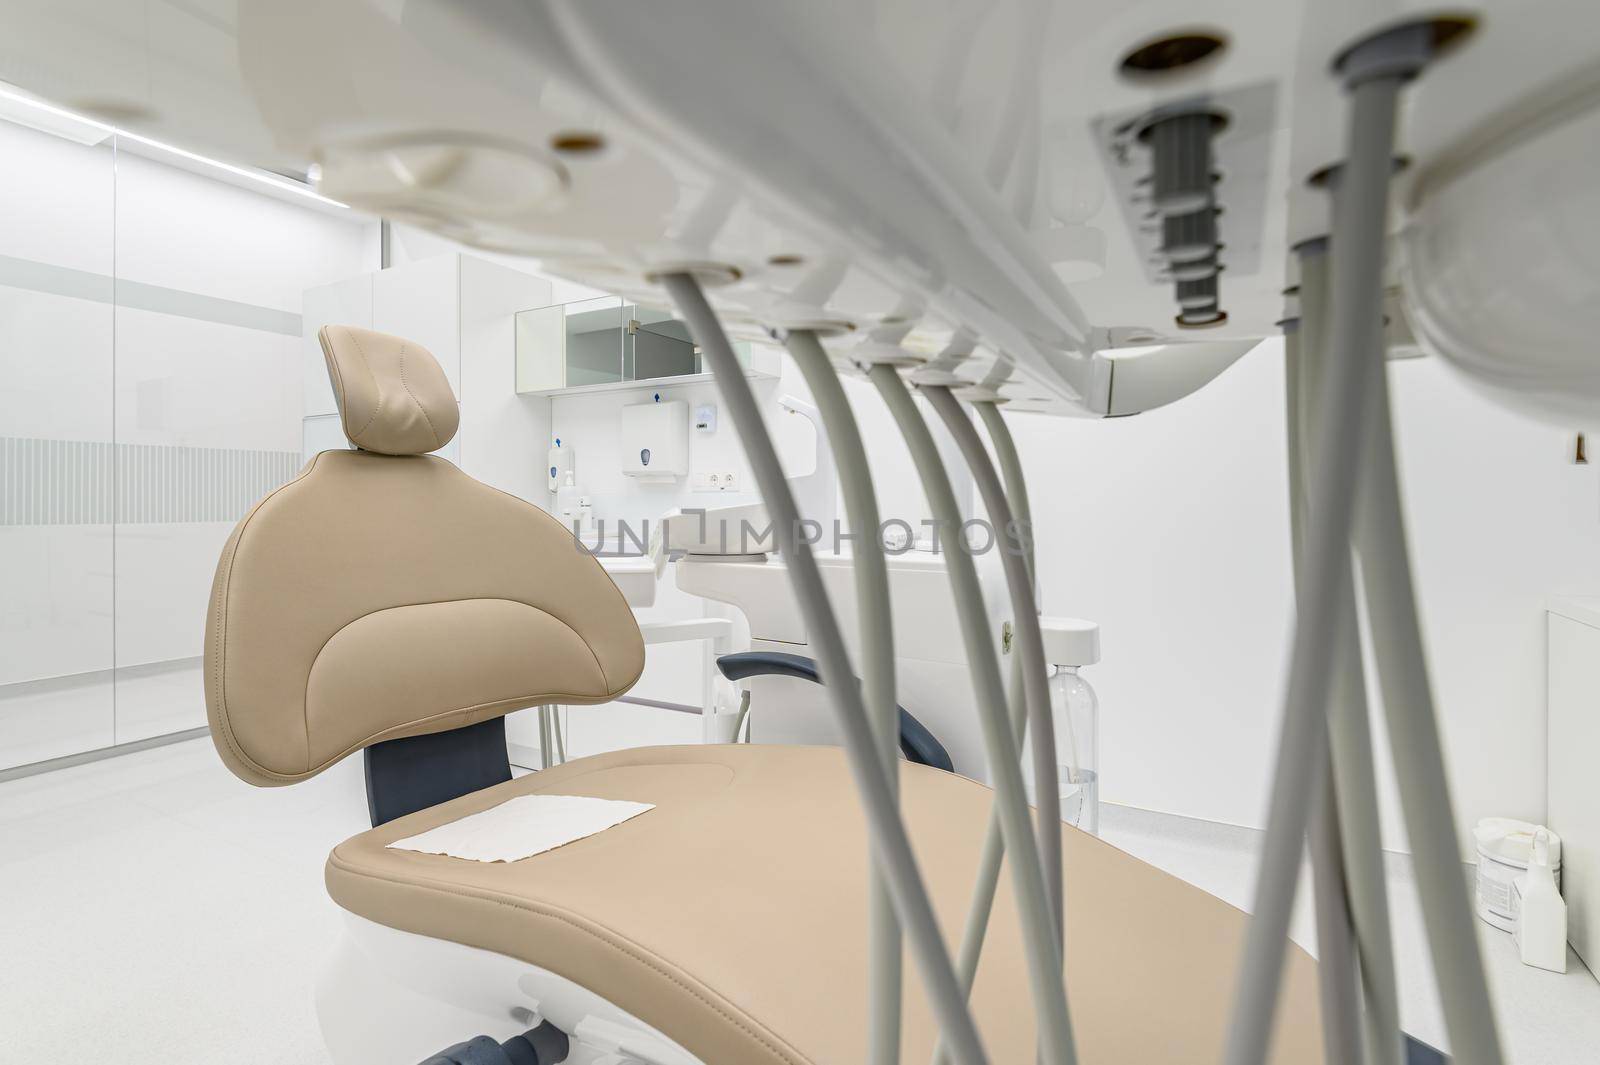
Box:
[691,470,738,492]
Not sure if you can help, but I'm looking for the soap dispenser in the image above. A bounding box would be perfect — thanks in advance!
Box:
[547,438,574,494]
[1513,828,1568,973]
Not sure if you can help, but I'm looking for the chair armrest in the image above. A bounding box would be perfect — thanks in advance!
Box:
[715,651,954,772]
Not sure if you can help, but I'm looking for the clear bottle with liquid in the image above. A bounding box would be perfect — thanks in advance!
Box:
[1024,617,1101,835]
[1052,664,1099,835]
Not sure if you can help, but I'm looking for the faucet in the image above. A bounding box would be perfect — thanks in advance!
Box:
[776,394,839,549]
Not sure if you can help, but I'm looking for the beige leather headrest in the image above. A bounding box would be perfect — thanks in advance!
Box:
[319,325,459,455]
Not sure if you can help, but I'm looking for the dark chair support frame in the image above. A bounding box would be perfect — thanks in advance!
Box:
[417,1021,570,1065]
[1405,1036,1447,1064]
[365,716,514,827]
[716,650,954,772]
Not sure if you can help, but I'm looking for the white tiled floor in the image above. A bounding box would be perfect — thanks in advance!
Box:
[1,737,1596,1064]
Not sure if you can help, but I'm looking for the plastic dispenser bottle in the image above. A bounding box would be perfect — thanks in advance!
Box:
[547,438,573,494]
[1031,617,1102,835]
[555,471,583,532]
[1513,828,1568,973]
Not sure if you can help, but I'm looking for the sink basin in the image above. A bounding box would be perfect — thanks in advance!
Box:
[599,554,659,608]
[662,502,774,558]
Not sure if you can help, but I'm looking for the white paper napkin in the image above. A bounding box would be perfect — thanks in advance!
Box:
[387,794,654,863]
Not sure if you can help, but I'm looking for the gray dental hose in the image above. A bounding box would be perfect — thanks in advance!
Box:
[1296,240,1404,1065]
[922,385,1064,938]
[973,402,1037,585]
[1288,304,1367,1065]
[783,328,903,1065]
[939,399,1039,1003]
[973,400,1038,789]
[869,365,1079,1065]
[1224,35,1432,1064]
[663,273,991,1065]
[1355,283,1504,1064]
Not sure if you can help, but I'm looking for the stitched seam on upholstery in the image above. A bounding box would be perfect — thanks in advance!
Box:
[327,855,805,1065]
[575,626,610,692]
[211,453,329,783]
[346,328,384,444]
[300,597,609,699]
[396,343,442,449]
[301,598,614,772]
[321,330,351,438]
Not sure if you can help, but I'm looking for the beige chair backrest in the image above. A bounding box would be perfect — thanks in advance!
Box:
[205,325,644,786]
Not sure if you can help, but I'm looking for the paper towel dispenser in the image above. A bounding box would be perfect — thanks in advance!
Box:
[621,398,688,482]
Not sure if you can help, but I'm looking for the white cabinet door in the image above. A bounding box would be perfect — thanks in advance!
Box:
[303,274,374,419]
[1548,611,1600,971]
[372,253,461,395]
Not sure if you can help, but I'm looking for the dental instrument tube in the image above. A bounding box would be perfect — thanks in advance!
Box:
[1297,240,1405,1065]
[663,273,992,1065]
[1291,255,1374,1065]
[1224,26,1439,1065]
[972,403,1036,588]
[938,401,1038,1024]
[1307,756,1367,1065]
[1352,211,1505,1063]
[923,387,1064,938]
[784,328,902,1065]
[867,367,1077,1065]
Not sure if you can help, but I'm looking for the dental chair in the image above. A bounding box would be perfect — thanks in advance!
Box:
[207,324,1327,1064]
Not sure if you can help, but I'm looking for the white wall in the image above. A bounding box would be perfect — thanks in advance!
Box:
[388,224,609,305]
[544,356,818,711]
[458,256,556,502]
[1007,340,1600,851]
[1382,354,1600,846]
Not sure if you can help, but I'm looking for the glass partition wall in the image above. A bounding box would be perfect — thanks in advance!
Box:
[0,116,369,773]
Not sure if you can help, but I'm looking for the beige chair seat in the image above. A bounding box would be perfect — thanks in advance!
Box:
[327,744,1323,1065]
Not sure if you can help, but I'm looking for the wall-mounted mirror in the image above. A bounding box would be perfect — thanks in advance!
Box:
[515,295,774,395]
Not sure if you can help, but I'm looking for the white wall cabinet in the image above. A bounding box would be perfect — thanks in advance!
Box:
[1548,599,1600,972]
